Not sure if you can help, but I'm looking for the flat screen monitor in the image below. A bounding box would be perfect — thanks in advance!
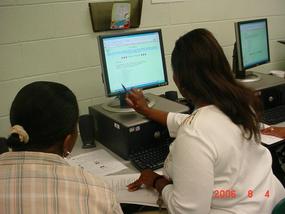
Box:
[233,18,270,82]
[98,29,168,97]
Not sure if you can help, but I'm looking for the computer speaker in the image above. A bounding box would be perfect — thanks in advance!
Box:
[79,114,96,148]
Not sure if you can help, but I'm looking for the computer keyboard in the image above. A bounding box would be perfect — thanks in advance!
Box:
[129,143,170,171]
[262,105,285,125]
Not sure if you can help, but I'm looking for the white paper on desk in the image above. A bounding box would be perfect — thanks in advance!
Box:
[260,123,270,129]
[67,150,127,176]
[105,173,163,207]
[261,134,283,145]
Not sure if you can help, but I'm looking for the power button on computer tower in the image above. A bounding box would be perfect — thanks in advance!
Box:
[154,131,161,139]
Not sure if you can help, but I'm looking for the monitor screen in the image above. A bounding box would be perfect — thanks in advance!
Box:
[98,29,168,97]
[235,18,270,71]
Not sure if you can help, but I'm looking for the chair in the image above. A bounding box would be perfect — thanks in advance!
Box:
[272,198,285,214]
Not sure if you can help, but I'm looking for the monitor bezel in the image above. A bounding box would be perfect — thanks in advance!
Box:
[235,18,270,71]
[98,29,168,97]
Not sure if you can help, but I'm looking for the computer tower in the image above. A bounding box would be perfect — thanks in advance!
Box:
[89,94,189,160]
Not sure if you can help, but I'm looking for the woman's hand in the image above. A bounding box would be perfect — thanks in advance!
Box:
[261,126,285,139]
[125,89,150,115]
[126,88,169,126]
[127,169,161,191]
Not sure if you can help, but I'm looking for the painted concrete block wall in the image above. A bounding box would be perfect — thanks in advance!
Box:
[0,0,285,137]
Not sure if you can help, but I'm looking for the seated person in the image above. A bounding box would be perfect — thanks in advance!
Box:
[126,29,285,213]
[0,81,122,214]
[262,126,285,139]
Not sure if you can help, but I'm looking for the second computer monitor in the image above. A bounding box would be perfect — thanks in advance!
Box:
[233,18,270,82]
[98,29,168,97]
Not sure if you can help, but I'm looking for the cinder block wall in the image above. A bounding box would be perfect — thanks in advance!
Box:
[1,0,285,137]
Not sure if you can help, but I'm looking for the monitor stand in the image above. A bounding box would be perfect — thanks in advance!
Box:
[235,71,261,83]
[102,93,155,113]
[232,43,261,83]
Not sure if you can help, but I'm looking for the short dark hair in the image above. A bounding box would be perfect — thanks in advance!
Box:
[171,28,261,141]
[7,81,79,151]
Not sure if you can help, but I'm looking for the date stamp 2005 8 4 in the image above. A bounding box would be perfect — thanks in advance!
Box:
[212,189,270,199]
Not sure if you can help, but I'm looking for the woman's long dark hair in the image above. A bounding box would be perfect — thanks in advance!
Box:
[7,81,79,151]
[171,28,261,142]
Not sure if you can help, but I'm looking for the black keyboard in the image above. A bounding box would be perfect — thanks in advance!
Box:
[129,143,170,171]
[262,105,285,125]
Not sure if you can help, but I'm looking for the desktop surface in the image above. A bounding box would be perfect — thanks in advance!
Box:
[70,138,168,213]
[91,93,189,128]
[71,138,137,174]
[241,72,285,91]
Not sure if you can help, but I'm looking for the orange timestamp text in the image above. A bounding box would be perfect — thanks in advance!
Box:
[212,189,237,199]
[212,189,270,199]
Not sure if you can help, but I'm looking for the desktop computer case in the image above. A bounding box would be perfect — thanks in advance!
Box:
[89,94,189,160]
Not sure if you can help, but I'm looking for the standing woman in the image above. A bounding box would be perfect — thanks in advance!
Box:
[127,29,285,213]
[0,81,122,214]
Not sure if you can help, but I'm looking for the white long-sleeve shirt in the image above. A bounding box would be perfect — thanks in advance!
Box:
[162,105,285,214]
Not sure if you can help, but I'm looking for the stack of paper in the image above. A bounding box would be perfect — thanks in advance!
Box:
[105,173,162,207]
[67,149,127,176]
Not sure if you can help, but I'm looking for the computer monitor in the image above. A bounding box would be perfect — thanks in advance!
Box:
[98,29,168,112]
[233,18,270,82]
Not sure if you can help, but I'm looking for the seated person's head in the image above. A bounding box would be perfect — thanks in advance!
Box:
[6,81,79,157]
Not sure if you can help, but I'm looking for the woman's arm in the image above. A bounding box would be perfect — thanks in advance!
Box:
[162,129,215,213]
[126,89,168,126]
[261,126,285,139]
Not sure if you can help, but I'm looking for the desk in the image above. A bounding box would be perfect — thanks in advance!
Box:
[242,72,285,91]
[71,113,285,213]
[71,138,168,213]
[277,121,285,127]
[71,138,137,175]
